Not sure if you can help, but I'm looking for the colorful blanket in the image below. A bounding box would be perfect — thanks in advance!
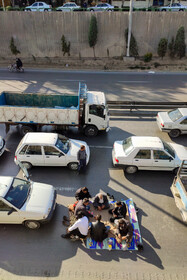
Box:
[86,198,142,251]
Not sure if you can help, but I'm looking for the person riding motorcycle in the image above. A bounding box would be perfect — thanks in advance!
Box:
[16,58,23,70]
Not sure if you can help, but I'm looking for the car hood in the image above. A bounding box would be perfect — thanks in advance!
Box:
[25,182,54,214]
[169,143,187,160]
[157,112,172,124]
[69,140,90,161]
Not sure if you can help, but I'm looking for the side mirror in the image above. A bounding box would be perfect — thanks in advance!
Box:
[169,157,173,162]
[8,208,16,216]
[58,153,63,158]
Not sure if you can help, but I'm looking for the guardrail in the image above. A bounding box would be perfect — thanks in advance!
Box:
[107,101,187,116]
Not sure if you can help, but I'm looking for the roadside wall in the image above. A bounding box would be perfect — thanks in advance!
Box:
[0,11,186,58]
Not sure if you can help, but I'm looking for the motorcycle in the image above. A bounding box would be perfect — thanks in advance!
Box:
[8,64,24,73]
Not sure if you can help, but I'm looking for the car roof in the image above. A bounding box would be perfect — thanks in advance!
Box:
[131,136,164,149]
[178,108,187,116]
[22,133,58,145]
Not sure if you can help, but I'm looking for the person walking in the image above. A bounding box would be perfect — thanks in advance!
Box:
[77,145,87,173]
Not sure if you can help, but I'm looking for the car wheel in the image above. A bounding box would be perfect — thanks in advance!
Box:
[84,125,98,137]
[125,166,138,174]
[24,220,40,229]
[90,9,94,12]
[68,162,79,171]
[162,9,166,11]
[21,162,32,170]
[44,9,48,11]
[19,125,35,136]
[179,9,184,11]
[168,129,181,138]
[173,167,179,175]
[26,8,31,11]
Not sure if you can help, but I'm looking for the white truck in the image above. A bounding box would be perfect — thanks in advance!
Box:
[171,160,187,223]
[0,82,110,137]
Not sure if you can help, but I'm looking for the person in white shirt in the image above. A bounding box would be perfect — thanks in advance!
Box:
[61,211,89,239]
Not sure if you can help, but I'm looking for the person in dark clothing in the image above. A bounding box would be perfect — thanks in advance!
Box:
[90,215,108,242]
[108,201,127,223]
[77,145,87,173]
[16,58,23,70]
[93,193,110,211]
[74,198,93,219]
[75,187,91,201]
[115,218,133,244]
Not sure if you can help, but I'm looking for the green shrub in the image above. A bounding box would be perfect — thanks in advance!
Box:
[61,35,70,56]
[174,26,186,59]
[125,28,139,58]
[154,62,160,68]
[168,37,175,58]
[88,15,98,58]
[157,38,168,59]
[9,37,20,55]
[144,53,152,62]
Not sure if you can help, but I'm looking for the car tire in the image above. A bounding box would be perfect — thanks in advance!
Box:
[44,9,48,11]
[19,125,36,136]
[68,162,79,171]
[179,9,184,11]
[21,162,32,170]
[168,129,181,138]
[24,220,40,229]
[90,9,94,11]
[162,9,166,11]
[26,9,31,11]
[125,166,138,174]
[84,125,98,137]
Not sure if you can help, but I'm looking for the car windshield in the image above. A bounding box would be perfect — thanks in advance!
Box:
[162,141,175,158]
[122,137,134,156]
[168,109,183,122]
[4,178,31,209]
[55,135,70,154]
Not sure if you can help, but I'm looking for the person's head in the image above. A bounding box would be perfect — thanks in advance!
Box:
[77,211,84,219]
[95,214,101,221]
[116,201,122,207]
[80,145,85,151]
[98,193,103,200]
[118,219,127,227]
[82,187,88,194]
[83,198,89,205]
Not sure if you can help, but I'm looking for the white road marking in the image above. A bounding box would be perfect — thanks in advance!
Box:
[117,81,150,83]
[89,145,112,149]
[54,187,77,191]
[55,79,85,82]
[0,77,24,80]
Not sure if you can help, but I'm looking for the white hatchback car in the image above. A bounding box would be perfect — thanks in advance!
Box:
[56,2,80,11]
[0,171,56,229]
[112,136,187,174]
[0,136,5,156]
[14,132,90,170]
[25,2,52,11]
[157,108,187,138]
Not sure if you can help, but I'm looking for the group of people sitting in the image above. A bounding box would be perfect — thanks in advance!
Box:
[61,187,134,245]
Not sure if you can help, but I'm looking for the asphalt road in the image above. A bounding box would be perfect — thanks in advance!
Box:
[0,70,187,280]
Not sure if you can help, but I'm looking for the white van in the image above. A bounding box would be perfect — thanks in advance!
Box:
[14,132,90,170]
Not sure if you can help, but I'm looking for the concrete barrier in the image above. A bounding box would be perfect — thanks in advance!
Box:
[0,11,186,58]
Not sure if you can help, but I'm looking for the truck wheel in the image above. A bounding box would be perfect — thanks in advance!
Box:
[168,129,181,138]
[21,162,32,170]
[84,125,98,137]
[68,162,79,171]
[19,125,35,136]
[24,220,40,229]
[125,166,138,174]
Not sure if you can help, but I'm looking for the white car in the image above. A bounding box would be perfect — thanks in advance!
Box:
[159,3,187,11]
[112,136,187,174]
[0,136,5,156]
[14,132,90,170]
[87,3,114,11]
[157,108,187,138]
[56,2,80,11]
[25,2,52,11]
[0,167,56,229]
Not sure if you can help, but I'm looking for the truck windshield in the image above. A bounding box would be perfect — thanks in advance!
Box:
[168,109,183,122]
[122,137,134,156]
[89,105,105,118]
[55,137,70,154]
[162,141,175,158]
[5,178,31,209]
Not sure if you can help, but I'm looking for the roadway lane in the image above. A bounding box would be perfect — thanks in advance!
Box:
[0,117,186,280]
[0,69,187,102]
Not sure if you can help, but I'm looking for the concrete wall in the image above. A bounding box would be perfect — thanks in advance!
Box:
[0,11,186,58]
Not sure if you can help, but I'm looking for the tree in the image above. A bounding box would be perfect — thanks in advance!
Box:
[61,35,70,56]
[174,26,186,59]
[88,15,98,58]
[125,29,138,58]
[157,38,168,59]
[168,37,175,58]
[9,37,20,55]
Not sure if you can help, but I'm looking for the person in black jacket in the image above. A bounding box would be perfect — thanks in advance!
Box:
[16,58,23,70]
[90,215,108,242]
[75,187,91,201]
[93,193,110,210]
[108,201,127,223]
[115,218,133,244]
[74,198,94,219]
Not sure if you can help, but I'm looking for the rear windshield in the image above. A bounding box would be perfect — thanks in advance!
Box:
[122,137,134,156]
[168,109,183,122]
[162,141,175,158]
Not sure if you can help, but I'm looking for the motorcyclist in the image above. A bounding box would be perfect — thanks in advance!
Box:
[16,58,23,70]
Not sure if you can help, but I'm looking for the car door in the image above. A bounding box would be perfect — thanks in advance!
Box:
[152,150,175,170]
[31,2,38,11]
[39,2,44,11]
[132,149,152,170]
[0,200,21,224]
[178,117,187,134]
[43,146,67,166]
[19,145,44,166]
